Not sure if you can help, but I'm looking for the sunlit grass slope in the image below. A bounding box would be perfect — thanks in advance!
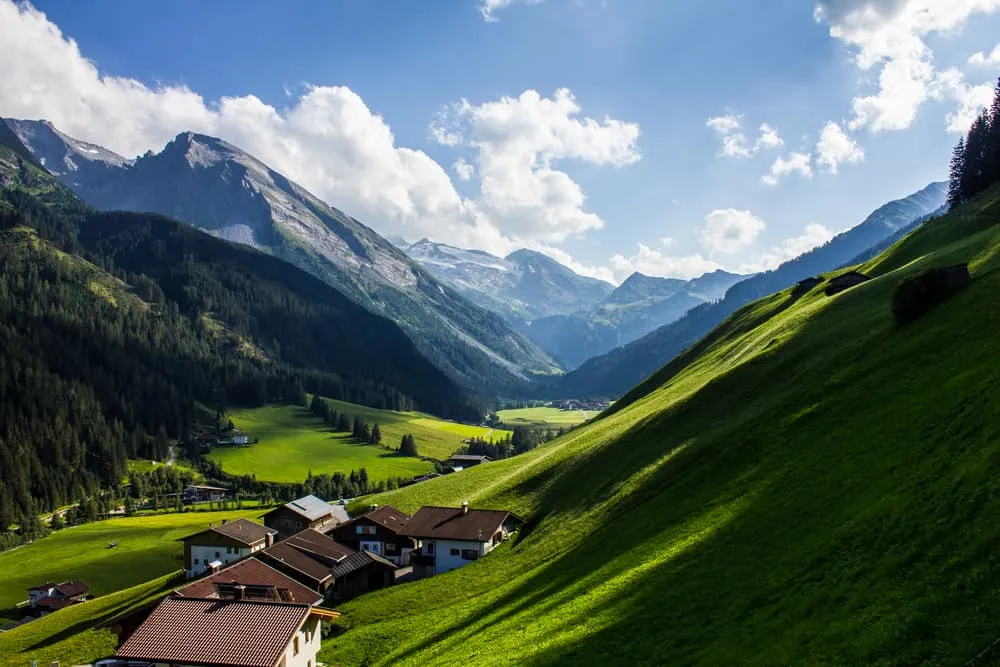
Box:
[0,510,261,618]
[496,406,595,427]
[211,401,508,483]
[0,572,178,667]
[325,186,1000,666]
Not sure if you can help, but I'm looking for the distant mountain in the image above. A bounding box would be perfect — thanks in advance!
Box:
[405,239,614,322]
[5,119,558,393]
[521,269,744,369]
[550,181,948,397]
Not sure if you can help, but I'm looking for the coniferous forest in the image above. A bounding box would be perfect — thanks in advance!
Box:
[948,78,1000,210]
[0,134,481,528]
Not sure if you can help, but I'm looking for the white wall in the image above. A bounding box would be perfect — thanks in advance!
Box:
[277,616,322,667]
[187,544,252,577]
[428,539,488,575]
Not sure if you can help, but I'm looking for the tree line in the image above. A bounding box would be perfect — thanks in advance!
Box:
[948,78,1000,210]
[461,425,568,461]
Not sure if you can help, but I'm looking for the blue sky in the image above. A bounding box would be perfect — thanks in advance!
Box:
[2,0,1000,282]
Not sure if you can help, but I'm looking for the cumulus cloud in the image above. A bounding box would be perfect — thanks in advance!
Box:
[706,114,784,158]
[453,158,475,181]
[969,43,1000,65]
[430,87,640,244]
[608,244,721,282]
[936,68,995,133]
[814,0,1000,133]
[761,152,814,186]
[480,0,545,21]
[699,209,767,255]
[816,121,865,173]
[741,223,835,272]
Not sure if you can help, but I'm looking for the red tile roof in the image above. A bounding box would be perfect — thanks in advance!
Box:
[400,506,522,542]
[53,580,89,598]
[115,597,311,667]
[175,557,322,605]
[334,504,411,535]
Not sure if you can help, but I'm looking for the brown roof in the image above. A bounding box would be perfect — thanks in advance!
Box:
[330,551,397,578]
[53,580,89,598]
[175,557,322,605]
[446,454,493,462]
[284,529,355,563]
[258,542,332,585]
[116,597,313,667]
[180,518,274,547]
[335,505,411,535]
[36,596,81,610]
[400,506,521,542]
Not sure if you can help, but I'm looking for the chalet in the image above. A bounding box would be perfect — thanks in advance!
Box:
[175,556,323,606]
[327,504,416,565]
[27,580,89,614]
[445,454,493,471]
[114,597,338,667]
[825,271,872,296]
[259,529,396,601]
[403,502,523,577]
[262,495,347,538]
[183,484,229,503]
[792,276,823,296]
[179,518,276,578]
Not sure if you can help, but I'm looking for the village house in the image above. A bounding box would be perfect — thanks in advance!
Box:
[327,504,416,565]
[445,454,493,471]
[258,529,396,601]
[179,518,276,578]
[175,556,323,606]
[113,596,338,667]
[825,270,872,296]
[262,495,349,539]
[403,502,523,577]
[182,484,229,504]
[26,580,89,614]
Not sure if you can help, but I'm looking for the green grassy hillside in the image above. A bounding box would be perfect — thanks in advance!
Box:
[0,510,261,622]
[496,406,595,428]
[322,186,1000,666]
[210,401,509,483]
[0,572,179,667]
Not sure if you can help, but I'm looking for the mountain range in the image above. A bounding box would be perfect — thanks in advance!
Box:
[3,119,557,394]
[549,180,948,397]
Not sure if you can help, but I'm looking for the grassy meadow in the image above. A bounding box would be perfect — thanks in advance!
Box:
[209,401,509,483]
[496,406,596,427]
[321,187,1000,665]
[0,509,261,623]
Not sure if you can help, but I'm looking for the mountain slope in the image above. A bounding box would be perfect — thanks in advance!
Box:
[4,120,558,392]
[319,182,1000,666]
[405,240,614,322]
[521,269,744,369]
[0,128,478,522]
[552,181,947,396]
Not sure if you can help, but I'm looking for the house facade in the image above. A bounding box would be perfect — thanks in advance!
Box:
[179,518,276,578]
[262,495,347,539]
[445,454,492,471]
[327,504,415,565]
[27,580,89,614]
[402,503,522,577]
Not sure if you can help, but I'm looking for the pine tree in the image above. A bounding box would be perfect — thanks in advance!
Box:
[352,417,363,439]
[361,422,371,443]
[371,423,382,445]
[337,413,351,432]
[947,137,966,210]
[962,112,991,203]
[985,77,1000,187]
[400,434,418,456]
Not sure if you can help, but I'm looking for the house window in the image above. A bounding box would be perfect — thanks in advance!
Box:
[193,558,200,565]
[295,521,303,530]
[294,636,300,655]
[426,542,434,555]
[450,548,460,556]
[215,551,221,559]
[461,549,478,561]
[385,542,398,553]
[226,546,232,554]
[356,525,364,534]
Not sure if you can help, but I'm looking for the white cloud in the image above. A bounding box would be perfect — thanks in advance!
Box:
[969,43,1000,65]
[480,0,545,21]
[761,152,814,186]
[699,209,767,255]
[706,114,783,158]
[608,244,721,282]
[741,223,835,272]
[431,87,640,244]
[815,0,1000,133]
[453,158,475,181]
[936,68,995,133]
[816,121,865,173]
[530,244,617,283]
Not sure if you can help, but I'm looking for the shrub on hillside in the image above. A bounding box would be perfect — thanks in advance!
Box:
[892,265,970,325]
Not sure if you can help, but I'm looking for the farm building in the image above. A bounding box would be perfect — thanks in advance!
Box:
[327,504,416,565]
[262,494,348,538]
[179,518,276,578]
[404,502,523,577]
[27,580,90,614]
[792,276,823,296]
[445,454,493,471]
[825,271,872,296]
[183,484,229,503]
[113,597,338,667]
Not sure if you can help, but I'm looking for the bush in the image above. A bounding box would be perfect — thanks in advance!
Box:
[892,265,969,325]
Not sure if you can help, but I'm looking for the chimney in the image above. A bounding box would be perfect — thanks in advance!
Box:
[234,584,246,601]
[462,500,469,515]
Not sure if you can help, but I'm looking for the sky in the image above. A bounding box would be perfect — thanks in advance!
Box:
[1,0,999,284]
